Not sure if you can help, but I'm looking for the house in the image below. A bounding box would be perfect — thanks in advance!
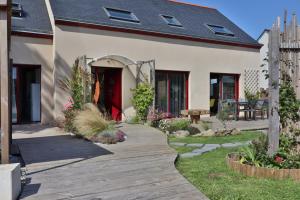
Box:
[257,29,270,90]
[11,0,262,124]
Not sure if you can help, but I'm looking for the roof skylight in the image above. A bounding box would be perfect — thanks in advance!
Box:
[104,7,139,23]
[161,15,182,27]
[207,24,234,37]
[12,2,23,18]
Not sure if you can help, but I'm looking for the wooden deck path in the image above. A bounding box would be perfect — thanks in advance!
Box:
[13,124,208,200]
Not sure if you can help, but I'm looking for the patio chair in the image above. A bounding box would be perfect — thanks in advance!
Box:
[218,99,237,121]
[241,100,257,120]
[251,99,268,120]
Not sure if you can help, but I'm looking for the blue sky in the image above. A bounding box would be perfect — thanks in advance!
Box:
[184,0,300,39]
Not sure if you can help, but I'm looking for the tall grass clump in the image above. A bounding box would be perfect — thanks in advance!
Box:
[74,103,108,139]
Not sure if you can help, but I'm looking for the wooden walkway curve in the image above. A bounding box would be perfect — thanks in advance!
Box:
[14,124,208,200]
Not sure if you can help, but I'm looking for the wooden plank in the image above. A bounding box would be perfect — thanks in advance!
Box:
[0,1,10,164]
[268,17,281,156]
[16,124,208,199]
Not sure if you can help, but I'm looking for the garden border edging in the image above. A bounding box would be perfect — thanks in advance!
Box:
[226,153,300,181]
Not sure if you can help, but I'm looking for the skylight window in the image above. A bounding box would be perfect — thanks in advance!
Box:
[12,2,23,18]
[104,7,139,23]
[161,15,182,27]
[207,24,234,37]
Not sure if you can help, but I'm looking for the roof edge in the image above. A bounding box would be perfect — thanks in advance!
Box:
[55,18,262,50]
[12,30,53,40]
[257,29,270,41]
[167,0,216,10]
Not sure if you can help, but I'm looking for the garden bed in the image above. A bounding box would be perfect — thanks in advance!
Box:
[227,153,300,181]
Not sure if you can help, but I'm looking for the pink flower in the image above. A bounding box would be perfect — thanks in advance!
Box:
[275,156,284,164]
[64,97,74,110]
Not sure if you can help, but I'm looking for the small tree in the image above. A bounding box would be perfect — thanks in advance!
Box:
[60,58,89,110]
[131,83,154,121]
[59,58,91,132]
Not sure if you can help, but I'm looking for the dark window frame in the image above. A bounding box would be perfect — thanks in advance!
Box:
[161,15,183,27]
[206,24,235,37]
[104,7,140,23]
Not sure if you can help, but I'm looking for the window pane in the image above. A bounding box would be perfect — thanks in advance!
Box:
[162,15,182,27]
[155,72,168,112]
[222,75,235,100]
[105,8,139,22]
[169,73,186,116]
[155,72,187,116]
[207,24,234,36]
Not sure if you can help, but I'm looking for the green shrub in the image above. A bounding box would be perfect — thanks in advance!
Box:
[125,115,140,124]
[279,81,300,128]
[186,126,201,135]
[63,108,78,133]
[131,83,154,121]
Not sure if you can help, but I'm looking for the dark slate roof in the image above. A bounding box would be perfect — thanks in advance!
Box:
[12,0,52,35]
[50,0,260,47]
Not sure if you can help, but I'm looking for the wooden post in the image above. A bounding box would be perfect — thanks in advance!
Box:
[268,17,281,156]
[0,0,11,164]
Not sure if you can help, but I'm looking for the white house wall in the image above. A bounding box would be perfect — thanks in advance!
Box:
[11,36,55,123]
[54,24,260,120]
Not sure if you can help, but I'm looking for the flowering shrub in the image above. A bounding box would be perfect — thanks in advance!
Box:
[89,129,127,144]
[147,106,171,127]
[239,133,300,169]
[63,97,77,133]
[158,118,191,133]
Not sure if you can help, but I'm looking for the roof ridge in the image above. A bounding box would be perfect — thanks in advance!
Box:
[167,0,216,10]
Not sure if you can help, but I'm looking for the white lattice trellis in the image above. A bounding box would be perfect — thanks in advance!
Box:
[244,69,260,94]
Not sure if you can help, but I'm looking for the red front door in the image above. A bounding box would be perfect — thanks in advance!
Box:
[104,69,122,121]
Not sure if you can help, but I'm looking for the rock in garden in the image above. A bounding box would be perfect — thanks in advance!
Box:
[175,130,190,138]
[192,133,203,137]
[231,128,241,135]
[200,129,215,137]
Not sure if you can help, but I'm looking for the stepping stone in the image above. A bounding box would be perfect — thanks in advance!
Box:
[221,143,239,148]
[203,144,220,149]
[186,143,205,148]
[170,142,186,146]
[180,152,201,158]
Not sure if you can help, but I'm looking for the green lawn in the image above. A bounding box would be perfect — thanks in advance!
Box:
[174,147,300,200]
[169,131,262,144]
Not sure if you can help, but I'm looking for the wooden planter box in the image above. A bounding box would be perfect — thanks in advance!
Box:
[226,153,300,181]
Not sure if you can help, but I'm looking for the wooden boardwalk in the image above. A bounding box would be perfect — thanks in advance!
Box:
[14,124,208,200]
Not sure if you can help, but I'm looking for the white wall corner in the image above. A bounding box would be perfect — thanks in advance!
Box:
[0,163,21,200]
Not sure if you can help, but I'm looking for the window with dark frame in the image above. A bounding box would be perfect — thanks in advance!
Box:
[12,2,23,18]
[161,15,182,27]
[207,24,234,37]
[104,7,139,23]
[155,71,188,116]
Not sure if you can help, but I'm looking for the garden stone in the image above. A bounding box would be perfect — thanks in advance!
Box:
[192,133,203,137]
[174,130,190,138]
[170,142,186,147]
[200,129,215,137]
[186,143,205,148]
[190,124,205,133]
[221,143,238,148]
[231,128,241,135]
[180,152,202,158]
